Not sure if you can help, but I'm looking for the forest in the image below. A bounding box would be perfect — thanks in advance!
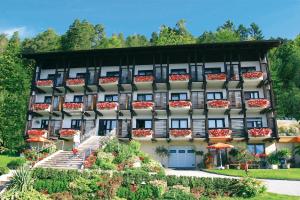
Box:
[0,19,299,153]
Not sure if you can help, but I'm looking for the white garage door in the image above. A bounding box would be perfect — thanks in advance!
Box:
[168,146,196,169]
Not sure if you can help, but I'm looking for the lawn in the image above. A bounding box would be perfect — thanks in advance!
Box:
[218,192,300,200]
[0,155,22,168]
[205,168,300,180]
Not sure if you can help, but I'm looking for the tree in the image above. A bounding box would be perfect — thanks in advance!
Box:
[100,33,125,48]
[236,24,249,40]
[0,34,8,53]
[248,23,264,40]
[93,24,106,48]
[125,34,149,47]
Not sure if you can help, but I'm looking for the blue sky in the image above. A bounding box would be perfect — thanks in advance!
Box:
[0,0,299,39]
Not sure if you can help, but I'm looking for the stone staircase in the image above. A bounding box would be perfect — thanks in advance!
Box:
[0,170,14,195]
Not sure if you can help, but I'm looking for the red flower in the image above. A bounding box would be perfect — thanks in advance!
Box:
[84,154,97,168]
[248,128,272,137]
[97,102,118,110]
[32,103,50,111]
[27,129,47,136]
[207,100,230,108]
[72,148,79,155]
[242,71,263,79]
[169,74,190,81]
[247,99,270,108]
[255,153,267,158]
[207,73,226,80]
[135,75,154,82]
[60,129,78,137]
[132,129,153,137]
[132,101,154,109]
[209,129,232,137]
[169,101,191,107]
[170,129,192,137]
[66,78,85,85]
[100,77,119,84]
[36,80,53,86]
[63,103,82,110]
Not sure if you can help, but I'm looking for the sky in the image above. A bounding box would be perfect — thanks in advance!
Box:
[0,0,300,39]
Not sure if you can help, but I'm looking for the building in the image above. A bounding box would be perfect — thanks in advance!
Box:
[24,40,298,169]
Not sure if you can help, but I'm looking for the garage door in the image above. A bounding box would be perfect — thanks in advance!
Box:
[168,146,196,169]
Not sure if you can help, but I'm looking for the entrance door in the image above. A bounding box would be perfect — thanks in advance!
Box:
[168,146,195,169]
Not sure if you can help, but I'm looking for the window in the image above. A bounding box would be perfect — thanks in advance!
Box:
[207,92,223,100]
[244,91,259,100]
[171,93,187,101]
[138,70,153,76]
[98,120,117,135]
[105,95,118,102]
[247,144,265,154]
[73,95,83,103]
[171,69,187,75]
[247,118,263,128]
[41,120,49,129]
[241,67,257,73]
[44,96,52,103]
[171,119,188,129]
[205,68,221,74]
[47,74,56,80]
[76,73,86,78]
[106,71,119,77]
[71,120,81,130]
[208,119,225,128]
[137,94,153,101]
[136,119,152,129]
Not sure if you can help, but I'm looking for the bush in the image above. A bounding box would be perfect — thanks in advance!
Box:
[0,166,9,175]
[160,188,196,200]
[7,159,26,169]
[32,168,82,181]
[230,177,266,198]
[2,189,50,200]
[96,159,116,170]
[49,192,73,200]
[117,184,160,200]
[34,179,69,194]
[267,153,280,165]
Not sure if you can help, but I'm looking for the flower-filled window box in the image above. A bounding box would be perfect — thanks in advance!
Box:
[169,101,192,109]
[36,80,53,87]
[246,99,270,108]
[242,71,263,79]
[207,100,230,109]
[63,103,83,111]
[32,103,51,112]
[170,129,192,138]
[96,102,118,110]
[134,75,154,82]
[132,101,154,110]
[248,128,272,137]
[207,73,227,80]
[169,74,190,81]
[27,129,47,138]
[99,77,119,84]
[209,129,232,138]
[59,129,80,138]
[66,78,85,86]
[132,129,153,138]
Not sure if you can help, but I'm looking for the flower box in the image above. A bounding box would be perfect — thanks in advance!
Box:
[59,129,80,138]
[170,129,192,139]
[207,100,230,109]
[169,101,191,109]
[63,103,83,111]
[169,74,190,81]
[209,129,232,138]
[242,71,263,79]
[96,102,118,110]
[66,78,85,86]
[99,77,119,84]
[248,128,272,137]
[36,80,53,87]
[132,101,154,109]
[27,129,47,138]
[246,99,270,108]
[206,73,226,80]
[134,75,154,82]
[132,129,153,138]
[32,103,51,112]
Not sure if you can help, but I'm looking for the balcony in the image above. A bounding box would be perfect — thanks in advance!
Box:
[207,100,230,113]
[99,76,119,91]
[245,99,270,113]
[63,102,83,114]
[132,101,154,114]
[168,100,191,114]
[66,78,85,92]
[242,71,263,87]
[134,75,154,89]
[208,128,232,140]
[36,79,53,92]
[169,129,192,140]
[96,102,118,115]
[132,129,153,140]
[205,73,227,88]
[32,103,52,115]
[59,129,81,140]
[27,129,48,139]
[248,128,272,140]
[169,74,190,89]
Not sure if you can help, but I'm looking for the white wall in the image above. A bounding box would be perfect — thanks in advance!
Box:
[68,68,86,78]
[169,63,189,73]
[134,65,153,75]
[39,69,56,79]
[100,66,119,76]
[205,62,225,72]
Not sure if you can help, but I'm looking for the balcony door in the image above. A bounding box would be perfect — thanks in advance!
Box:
[119,93,132,109]
[190,64,203,81]
[228,91,242,108]
[154,92,167,109]
[120,66,133,84]
[154,65,167,82]
[154,119,167,138]
[98,120,117,136]
[118,119,131,138]
[191,92,204,109]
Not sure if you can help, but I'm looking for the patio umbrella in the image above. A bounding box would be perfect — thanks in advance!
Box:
[207,143,234,169]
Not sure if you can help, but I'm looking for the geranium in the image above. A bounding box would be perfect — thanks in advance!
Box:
[207,100,230,108]
[132,129,153,137]
[84,154,97,168]
[169,101,191,107]
[100,77,119,84]
[97,102,118,110]
[132,101,154,109]
[170,129,192,137]
[209,129,232,137]
[169,74,190,81]
[255,153,267,158]
[27,129,47,136]
[66,78,85,85]
[135,75,154,82]
[247,99,270,108]
[248,128,272,137]
[60,129,78,137]
[63,102,82,110]
[36,80,53,86]
[32,103,50,111]
[242,71,263,79]
[207,73,226,80]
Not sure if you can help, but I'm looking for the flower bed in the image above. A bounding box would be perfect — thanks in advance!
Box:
[63,102,82,110]
[248,128,272,137]
[209,129,232,137]
[36,80,53,87]
[66,78,85,85]
[97,102,118,110]
[99,77,119,84]
[132,101,154,109]
[27,129,47,137]
[170,129,192,137]
[132,129,153,137]
[207,100,230,108]
[169,101,191,108]
[134,75,154,82]
[169,74,190,81]
[32,103,51,111]
[242,71,263,79]
[84,153,97,168]
[207,73,226,80]
[59,129,78,137]
[247,99,270,108]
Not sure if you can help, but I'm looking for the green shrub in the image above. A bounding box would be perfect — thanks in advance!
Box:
[0,166,9,175]
[32,168,82,181]
[2,189,50,200]
[230,177,266,198]
[267,153,280,165]
[117,185,160,200]
[34,179,69,194]
[160,188,196,200]
[97,160,116,170]
[7,159,26,169]
[49,192,73,200]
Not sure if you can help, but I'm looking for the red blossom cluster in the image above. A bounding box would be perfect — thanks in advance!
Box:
[100,77,119,84]
[207,73,226,80]
[132,101,154,109]
[66,78,85,85]
[97,102,118,110]
[27,129,46,136]
[60,129,77,137]
[242,71,263,79]
[134,75,154,82]
[63,102,82,110]
[170,129,192,137]
[209,129,232,137]
[36,80,53,86]
[207,100,230,108]
[84,154,97,168]
[247,99,270,108]
[33,103,50,111]
[248,128,272,137]
[254,153,267,158]
[132,129,153,137]
[169,74,190,81]
[169,101,191,107]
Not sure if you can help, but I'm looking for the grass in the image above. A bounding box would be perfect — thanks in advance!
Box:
[0,155,22,168]
[205,168,300,180]
[217,192,300,200]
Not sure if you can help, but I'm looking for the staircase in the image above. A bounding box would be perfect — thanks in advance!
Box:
[0,171,15,195]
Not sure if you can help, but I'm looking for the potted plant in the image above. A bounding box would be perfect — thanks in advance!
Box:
[267,153,279,169]
[277,148,292,169]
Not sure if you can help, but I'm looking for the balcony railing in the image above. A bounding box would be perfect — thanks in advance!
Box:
[132,128,153,140]
[59,128,81,139]
[169,128,192,140]
[169,74,190,82]
[36,79,53,87]
[132,101,154,110]
[169,100,192,111]
[207,100,230,109]
[96,102,118,111]
[99,76,119,85]
[63,102,84,112]
[66,78,85,86]
[205,73,227,81]
[245,98,270,111]
[208,128,232,138]
[134,75,154,83]
[247,127,272,138]
[32,103,52,112]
